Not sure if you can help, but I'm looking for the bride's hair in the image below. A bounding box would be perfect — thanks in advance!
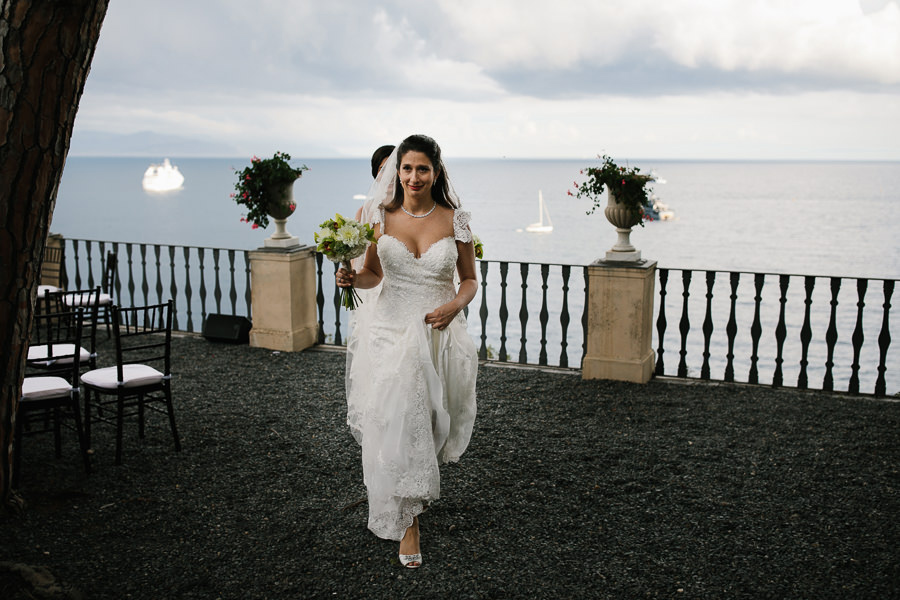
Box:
[388,134,459,210]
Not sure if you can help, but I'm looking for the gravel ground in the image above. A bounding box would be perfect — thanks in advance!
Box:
[2,334,899,599]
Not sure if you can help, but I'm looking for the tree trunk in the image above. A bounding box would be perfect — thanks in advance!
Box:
[0,0,108,511]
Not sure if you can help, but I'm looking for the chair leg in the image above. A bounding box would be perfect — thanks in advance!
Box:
[115,395,125,465]
[83,388,92,451]
[138,394,145,439]
[12,410,25,488]
[53,407,62,458]
[70,396,91,475]
[163,385,181,452]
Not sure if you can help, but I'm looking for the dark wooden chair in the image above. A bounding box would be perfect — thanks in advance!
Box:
[81,300,181,464]
[15,307,91,486]
[37,287,101,374]
[37,243,66,298]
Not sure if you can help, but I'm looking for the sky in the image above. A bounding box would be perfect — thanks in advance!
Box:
[68,0,900,160]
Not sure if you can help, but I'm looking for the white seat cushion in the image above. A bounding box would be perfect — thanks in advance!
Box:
[28,343,90,365]
[22,376,73,400]
[81,364,164,389]
[63,292,112,307]
[37,285,60,298]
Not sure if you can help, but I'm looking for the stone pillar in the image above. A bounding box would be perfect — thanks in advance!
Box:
[582,259,657,383]
[248,245,318,352]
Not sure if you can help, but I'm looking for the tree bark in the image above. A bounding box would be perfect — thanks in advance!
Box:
[0,0,108,511]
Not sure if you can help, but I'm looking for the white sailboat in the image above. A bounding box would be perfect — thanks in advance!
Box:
[525,190,553,233]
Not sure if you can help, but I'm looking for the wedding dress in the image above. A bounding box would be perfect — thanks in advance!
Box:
[345,207,478,541]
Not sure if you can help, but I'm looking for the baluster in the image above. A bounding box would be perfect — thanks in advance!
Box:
[748,273,765,385]
[61,238,70,289]
[98,241,106,293]
[316,253,326,344]
[71,240,83,290]
[168,246,179,330]
[198,247,208,325]
[183,247,194,332]
[84,242,94,289]
[700,271,715,380]
[332,262,343,345]
[478,261,489,360]
[244,251,252,320]
[874,280,894,397]
[772,275,789,387]
[111,242,122,301]
[518,263,529,363]
[212,249,222,313]
[154,245,163,305]
[498,262,509,362]
[848,278,868,394]
[139,244,149,305]
[724,272,740,382]
[797,276,815,390]
[823,277,841,391]
[125,243,136,307]
[677,270,692,378]
[227,250,238,315]
[536,265,549,365]
[559,265,571,368]
[655,268,669,375]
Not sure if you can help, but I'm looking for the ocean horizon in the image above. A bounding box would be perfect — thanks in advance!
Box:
[54,156,900,279]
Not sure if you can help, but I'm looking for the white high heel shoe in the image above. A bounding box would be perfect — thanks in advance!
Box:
[399,518,422,569]
[399,552,422,569]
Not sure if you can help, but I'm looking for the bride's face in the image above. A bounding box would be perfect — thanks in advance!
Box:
[398,151,438,202]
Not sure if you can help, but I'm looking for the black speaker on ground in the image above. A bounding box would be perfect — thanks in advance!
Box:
[202,314,251,344]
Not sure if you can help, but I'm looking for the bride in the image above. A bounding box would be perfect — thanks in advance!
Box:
[337,134,478,569]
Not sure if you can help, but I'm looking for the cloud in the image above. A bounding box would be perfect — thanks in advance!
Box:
[71,0,900,159]
[435,0,900,94]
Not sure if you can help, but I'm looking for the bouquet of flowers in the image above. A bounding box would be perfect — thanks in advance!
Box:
[314,214,377,310]
[473,234,484,260]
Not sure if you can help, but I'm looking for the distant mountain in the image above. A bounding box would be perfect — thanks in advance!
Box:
[67,130,244,157]
[67,130,345,158]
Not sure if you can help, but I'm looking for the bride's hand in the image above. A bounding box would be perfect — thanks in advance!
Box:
[336,267,355,288]
[425,304,458,330]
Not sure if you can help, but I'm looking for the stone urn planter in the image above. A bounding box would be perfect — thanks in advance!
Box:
[231,151,308,249]
[571,154,653,264]
[263,180,299,249]
[604,189,643,262]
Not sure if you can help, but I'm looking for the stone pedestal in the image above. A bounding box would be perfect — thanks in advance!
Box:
[582,259,657,383]
[248,245,317,352]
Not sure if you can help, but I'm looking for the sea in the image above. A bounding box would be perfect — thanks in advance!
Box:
[52,157,900,393]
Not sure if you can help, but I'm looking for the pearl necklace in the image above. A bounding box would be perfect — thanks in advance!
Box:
[400,202,437,218]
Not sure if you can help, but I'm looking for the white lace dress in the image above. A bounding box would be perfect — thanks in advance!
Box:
[345,208,478,541]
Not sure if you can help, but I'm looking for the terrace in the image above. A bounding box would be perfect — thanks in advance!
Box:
[4,333,898,598]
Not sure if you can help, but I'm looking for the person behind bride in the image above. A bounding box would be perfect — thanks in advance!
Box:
[337,134,478,569]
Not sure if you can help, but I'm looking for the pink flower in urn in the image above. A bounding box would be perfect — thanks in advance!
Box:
[252,155,260,163]
[245,175,251,181]
[289,202,297,213]
[252,223,259,229]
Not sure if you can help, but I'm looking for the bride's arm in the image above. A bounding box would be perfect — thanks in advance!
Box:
[424,240,478,331]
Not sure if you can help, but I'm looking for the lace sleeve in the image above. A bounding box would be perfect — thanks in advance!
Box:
[371,205,384,226]
[453,209,473,243]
